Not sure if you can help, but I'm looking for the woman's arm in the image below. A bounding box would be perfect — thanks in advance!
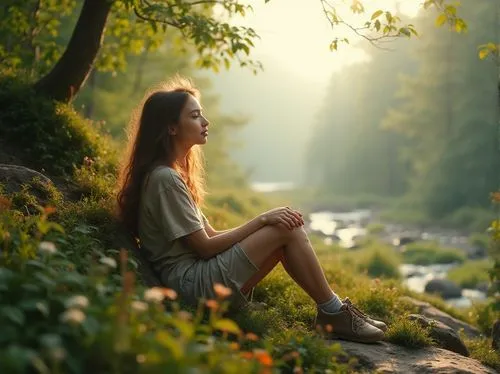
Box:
[183,207,304,259]
[203,218,230,238]
[182,215,266,259]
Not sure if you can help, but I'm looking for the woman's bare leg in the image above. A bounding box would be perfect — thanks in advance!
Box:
[239,225,334,304]
[241,248,284,295]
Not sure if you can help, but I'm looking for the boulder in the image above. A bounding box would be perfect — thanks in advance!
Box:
[400,296,482,339]
[0,164,58,209]
[424,279,462,299]
[332,340,496,374]
[407,314,469,356]
[0,164,53,192]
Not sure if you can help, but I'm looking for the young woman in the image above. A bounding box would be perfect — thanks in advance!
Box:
[116,77,386,343]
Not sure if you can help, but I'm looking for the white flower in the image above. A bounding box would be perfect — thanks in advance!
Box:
[38,241,57,255]
[65,295,89,309]
[60,308,86,325]
[144,287,165,303]
[131,300,148,312]
[99,256,117,268]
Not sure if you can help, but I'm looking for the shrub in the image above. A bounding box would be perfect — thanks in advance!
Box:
[366,223,385,235]
[358,249,401,279]
[403,241,466,265]
[0,72,118,177]
[0,200,274,373]
[447,259,492,289]
[469,233,490,251]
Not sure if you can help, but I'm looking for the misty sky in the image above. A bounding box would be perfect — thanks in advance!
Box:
[207,0,421,184]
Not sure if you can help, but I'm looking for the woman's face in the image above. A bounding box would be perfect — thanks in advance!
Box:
[172,94,209,148]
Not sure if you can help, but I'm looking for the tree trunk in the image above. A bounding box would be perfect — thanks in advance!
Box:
[34,0,112,102]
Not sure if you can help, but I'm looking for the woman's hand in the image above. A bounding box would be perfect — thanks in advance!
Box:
[260,207,304,230]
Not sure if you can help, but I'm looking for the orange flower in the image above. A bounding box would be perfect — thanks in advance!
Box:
[325,324,333,333]
[241,351,254,360]
[205,299,219,310]
[162,288,177,300]
[245,332,259,341]
[44,206,56,215]
[0,196,12,211]
[213,283,232,298]
[253,349,273,366]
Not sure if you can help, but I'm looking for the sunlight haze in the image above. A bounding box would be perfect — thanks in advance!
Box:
[209,0,422,183]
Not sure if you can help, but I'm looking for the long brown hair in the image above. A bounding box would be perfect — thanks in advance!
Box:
[116,77,206,235]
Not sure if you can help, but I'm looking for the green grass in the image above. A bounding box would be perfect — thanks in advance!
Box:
[447,259,492,289]
[402,241,466,265]
[385,317,434,348]
[464,336,500,372]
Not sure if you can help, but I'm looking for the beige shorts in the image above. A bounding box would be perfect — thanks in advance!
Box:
[178,243,259,309]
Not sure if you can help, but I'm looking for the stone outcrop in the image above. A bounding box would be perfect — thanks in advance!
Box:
[400,296,482,339]
[333,340,496,374]
[424,279,462,299]
[408,314,469,356]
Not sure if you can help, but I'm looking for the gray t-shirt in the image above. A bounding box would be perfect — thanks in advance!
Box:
[138,166,204,279]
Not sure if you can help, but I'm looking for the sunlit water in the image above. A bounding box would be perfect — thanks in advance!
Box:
[308,208,487,309]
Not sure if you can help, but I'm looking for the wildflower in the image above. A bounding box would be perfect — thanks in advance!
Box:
[293,367,303,374]
[229,342,240,350]
[0,196,11,211]
[245,332,259,341]
[99,256,117,268]
[162,288,177,300]
[253,349,273,366]
[38,241,57,255]
[213,283,232,298]
[136,354,146,364]
[144,287,164,303]
[325,324,333,333]
[205,299,219,310]
[83,156,94,167]
[131,301,148,312]
[65,295,89,309]
[241,351,254,360]
[44,206,56,215]
[60,308,86,325]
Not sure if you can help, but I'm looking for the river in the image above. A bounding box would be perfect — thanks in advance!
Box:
[250,181,488,309]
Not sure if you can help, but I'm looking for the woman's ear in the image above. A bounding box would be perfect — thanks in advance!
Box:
[168,126,177,136]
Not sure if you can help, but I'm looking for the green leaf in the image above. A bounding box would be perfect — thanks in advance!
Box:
[213,318,241,335]
[1,306,25,325]
[479,49,490,60]
[156,331,183,359]
[371,10,383,20]
[435,14,447,27]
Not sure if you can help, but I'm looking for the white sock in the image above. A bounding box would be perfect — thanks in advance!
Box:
[318,293,343,314]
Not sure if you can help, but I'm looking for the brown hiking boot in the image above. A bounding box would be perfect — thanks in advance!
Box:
[314,304,385,343]
[343,297,388,332]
